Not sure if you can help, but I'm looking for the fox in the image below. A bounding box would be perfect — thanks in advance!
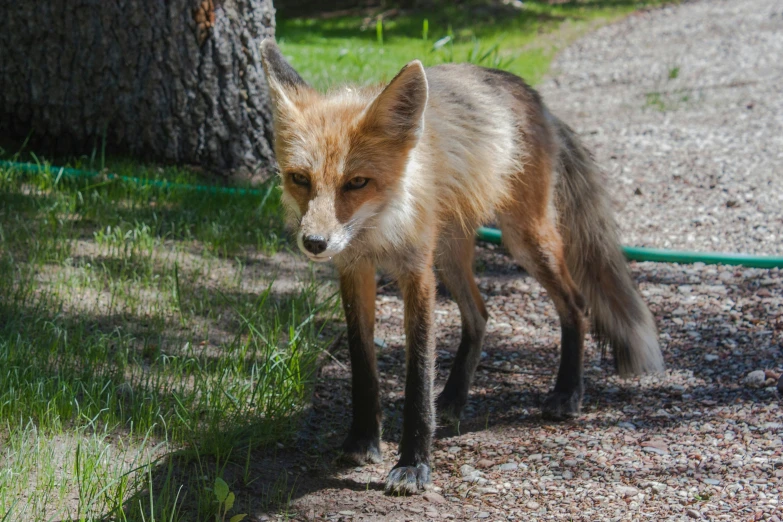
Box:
[260,40,664,495]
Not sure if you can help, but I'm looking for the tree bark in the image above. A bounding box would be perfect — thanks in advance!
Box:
[0,0,278,175]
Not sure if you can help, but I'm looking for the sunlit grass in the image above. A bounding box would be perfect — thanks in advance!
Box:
[278,0,674,89]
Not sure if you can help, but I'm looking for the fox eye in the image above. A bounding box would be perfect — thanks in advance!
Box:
[345,177,369,190]
[289,172,310,187]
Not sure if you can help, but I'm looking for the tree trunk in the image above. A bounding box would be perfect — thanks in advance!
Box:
[0,0,278,175]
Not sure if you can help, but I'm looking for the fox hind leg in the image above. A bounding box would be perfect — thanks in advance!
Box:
[498,212,588,420]
[434,227,488,423]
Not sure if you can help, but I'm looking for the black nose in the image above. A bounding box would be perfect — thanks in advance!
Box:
[303,235,327,255]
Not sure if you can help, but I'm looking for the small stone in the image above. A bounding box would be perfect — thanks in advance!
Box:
[650,482,667,493]
[477,512,490,518]
[564,459,578,466]
[476,458,495,469]
[528,454,543,461]
[744,370,766,388]
[703,478,720,486]
[618,422,636,430]
[687,509,703,519]
[526,501,540,510]
[338,511,355,516]
[476,486,499,495]
[447,446,461,454]
[497,462,519,472]
[460,464,476,477]
[424,491,446,504]
[641,440,669,454]
[616,485,639,498]
[704,354,719,362]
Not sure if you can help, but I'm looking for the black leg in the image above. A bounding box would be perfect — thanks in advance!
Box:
[498,217,587,421]
[542,316,586,420]
[385,268,436,494]
[339,259,382,465]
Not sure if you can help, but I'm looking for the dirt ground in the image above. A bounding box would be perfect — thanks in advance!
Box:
[234,1,783,520]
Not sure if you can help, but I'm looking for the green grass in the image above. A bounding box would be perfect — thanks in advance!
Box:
[0,162,340,520]
[277,0,673,90]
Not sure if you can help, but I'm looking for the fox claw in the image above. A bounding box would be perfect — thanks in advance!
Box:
[436,392,464,425]
[541,390,582,421]
[385,463,431,495]
[341,433,382,465]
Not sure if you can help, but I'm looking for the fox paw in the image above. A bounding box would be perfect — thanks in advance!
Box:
[341,433,382,465]
[541,390,582,421]
[436,391,465,425]
[385,463,431,495]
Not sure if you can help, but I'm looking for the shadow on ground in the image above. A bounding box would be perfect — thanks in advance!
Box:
[98,250,782,521]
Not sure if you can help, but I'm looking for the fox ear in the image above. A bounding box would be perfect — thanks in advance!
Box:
[361,60,428,143]
[261,39,310,111]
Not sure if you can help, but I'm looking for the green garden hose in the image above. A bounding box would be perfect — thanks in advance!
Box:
[2,160,781,269]
[0,160,266,195]
[476,227,783,269]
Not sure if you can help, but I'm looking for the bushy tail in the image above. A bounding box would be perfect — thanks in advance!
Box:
[552,117,664,377]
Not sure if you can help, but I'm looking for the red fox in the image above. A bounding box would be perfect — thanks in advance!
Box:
[261,40,664,495]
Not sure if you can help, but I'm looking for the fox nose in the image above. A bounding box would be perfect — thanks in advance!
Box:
[302,235,328,255]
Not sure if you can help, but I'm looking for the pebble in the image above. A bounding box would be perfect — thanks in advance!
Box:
[423,492,447,504]
[616,485,639,498]
[744,370,767,388]
[460,464,476,477]
[526,501,540,510]
[476,458,495,469]
[687,509,703,519]
[497,462,519,472]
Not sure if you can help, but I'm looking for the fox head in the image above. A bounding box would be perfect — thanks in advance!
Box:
[260,40,428,262]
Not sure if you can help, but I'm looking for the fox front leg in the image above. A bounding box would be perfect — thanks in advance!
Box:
[339,259,383,465]
[385,267,437,495]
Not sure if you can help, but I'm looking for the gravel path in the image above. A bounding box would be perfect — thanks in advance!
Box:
[540,0,783,256]
[239,2,783,520]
